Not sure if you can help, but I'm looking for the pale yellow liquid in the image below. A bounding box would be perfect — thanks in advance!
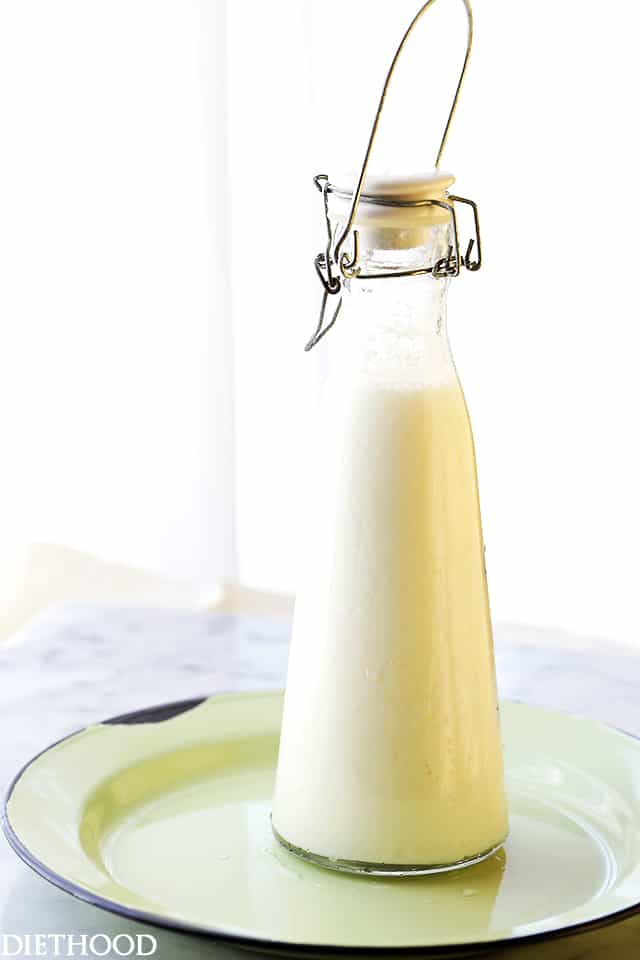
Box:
[273,373,508,866]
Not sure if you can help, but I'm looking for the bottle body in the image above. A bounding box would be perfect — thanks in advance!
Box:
[272,227,508,873]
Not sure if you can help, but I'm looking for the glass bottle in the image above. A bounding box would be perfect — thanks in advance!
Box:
[271,173,508,876]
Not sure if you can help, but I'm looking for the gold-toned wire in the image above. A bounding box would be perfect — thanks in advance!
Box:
[333,0,473,270]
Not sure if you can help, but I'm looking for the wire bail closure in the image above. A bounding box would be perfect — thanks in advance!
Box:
[307,0,481,352]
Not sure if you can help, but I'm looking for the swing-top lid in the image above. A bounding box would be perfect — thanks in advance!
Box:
[328,171,457,247]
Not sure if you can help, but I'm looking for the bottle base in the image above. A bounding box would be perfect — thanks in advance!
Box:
[272,821,507,877]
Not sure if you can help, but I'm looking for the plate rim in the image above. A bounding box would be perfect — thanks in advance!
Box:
[3,692,640,956]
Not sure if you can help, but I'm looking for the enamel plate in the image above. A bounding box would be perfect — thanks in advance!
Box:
[3,694,640,954]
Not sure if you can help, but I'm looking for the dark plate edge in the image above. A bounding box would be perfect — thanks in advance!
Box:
[3,694,640,957]
[103,697,209,726]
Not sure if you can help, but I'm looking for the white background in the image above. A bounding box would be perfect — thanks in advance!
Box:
[1,1,639,645]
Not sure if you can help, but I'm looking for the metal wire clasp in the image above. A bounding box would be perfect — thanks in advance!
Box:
[307,0,481,351]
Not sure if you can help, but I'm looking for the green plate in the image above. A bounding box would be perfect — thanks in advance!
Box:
[3,693,640,954]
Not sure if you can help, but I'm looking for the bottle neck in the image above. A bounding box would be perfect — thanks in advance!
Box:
[325,225,455,390]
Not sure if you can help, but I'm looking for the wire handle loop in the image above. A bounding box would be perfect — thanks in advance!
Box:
[333,0,473,270]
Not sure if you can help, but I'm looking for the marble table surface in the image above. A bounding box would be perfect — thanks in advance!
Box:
[1,605,639,959]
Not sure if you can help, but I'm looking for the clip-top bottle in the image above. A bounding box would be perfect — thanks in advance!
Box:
[272,0,508,875]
